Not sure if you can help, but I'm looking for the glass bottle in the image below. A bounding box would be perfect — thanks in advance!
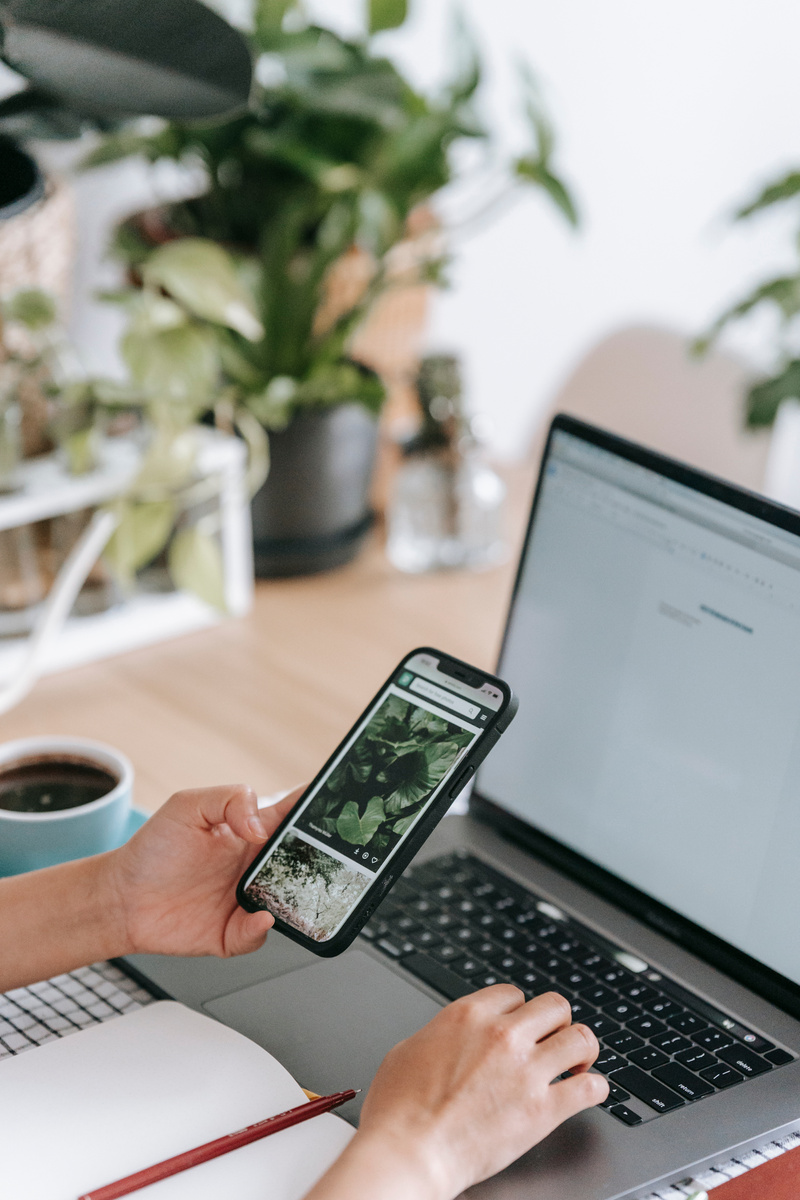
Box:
[386,355,507,573]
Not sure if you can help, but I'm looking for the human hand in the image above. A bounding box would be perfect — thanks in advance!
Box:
[307,987,607,1200]
[104,783,304,959]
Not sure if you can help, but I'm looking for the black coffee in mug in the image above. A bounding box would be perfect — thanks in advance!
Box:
[0,756,118,813]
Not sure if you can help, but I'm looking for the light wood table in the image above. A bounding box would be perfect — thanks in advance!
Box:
[0,464,535,813]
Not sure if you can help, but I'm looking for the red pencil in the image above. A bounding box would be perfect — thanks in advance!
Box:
[77,1088,357,1200]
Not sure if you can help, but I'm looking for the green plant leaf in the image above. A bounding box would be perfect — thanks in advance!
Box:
[391,812,416,836]
[254,0,295,47]
[736,172,800,219]
[121,321,220,421]
[2,288,57,329]
[168,526,227,610]
[142,239,264,341]
[336,796,386,845]
[745,361,800,428]
[0,0,253,121]
[368,0,408,35]
[104,499,175,582]
[514,158,578,227]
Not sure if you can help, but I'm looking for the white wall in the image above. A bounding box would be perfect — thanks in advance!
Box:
[50,2,800,456]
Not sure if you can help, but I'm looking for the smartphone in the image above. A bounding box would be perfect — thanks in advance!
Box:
[237,647,517,956]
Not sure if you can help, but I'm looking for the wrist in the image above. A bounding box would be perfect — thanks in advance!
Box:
[91,848,135,958]
[334,1129,454,1200]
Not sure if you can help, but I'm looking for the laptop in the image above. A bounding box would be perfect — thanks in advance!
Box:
[121,413,800,1199]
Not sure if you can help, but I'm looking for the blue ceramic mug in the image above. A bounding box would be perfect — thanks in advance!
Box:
[0,736,133,875]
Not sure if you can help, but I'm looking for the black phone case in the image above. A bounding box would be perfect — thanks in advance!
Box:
[236,646,518,957]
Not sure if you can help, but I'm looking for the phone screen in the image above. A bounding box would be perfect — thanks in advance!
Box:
[241,652,503,942]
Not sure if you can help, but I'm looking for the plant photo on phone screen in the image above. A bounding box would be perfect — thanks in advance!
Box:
[295,693,473,866]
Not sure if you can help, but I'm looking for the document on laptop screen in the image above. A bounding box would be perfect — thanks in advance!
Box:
[480,428,800,989]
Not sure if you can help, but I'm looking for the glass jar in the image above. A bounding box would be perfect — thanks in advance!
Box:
[386,445,507,573]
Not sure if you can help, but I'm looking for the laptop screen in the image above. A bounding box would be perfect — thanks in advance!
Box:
[479,422,800,991]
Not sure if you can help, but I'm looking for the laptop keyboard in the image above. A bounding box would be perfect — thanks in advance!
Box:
[0,961,156,1058]
[362,852,796,1125]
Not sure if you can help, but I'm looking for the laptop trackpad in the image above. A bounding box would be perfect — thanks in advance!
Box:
[204,950,442,1123]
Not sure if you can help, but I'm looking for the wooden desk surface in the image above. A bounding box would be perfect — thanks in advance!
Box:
[0,464,535,812]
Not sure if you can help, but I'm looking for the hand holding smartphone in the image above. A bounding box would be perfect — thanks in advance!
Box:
[237,648,517,955]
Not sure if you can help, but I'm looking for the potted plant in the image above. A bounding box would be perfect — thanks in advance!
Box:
[88,0,576,575]
[697,171,800,429]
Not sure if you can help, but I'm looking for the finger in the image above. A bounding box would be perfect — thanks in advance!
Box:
[509,990,574,1038]
[221,906,274,957]
[161,784,262,840]
[257,784,307,838]
[548,1070,609,1124]
[449,983,526,1019]
[533,1021,601,1077]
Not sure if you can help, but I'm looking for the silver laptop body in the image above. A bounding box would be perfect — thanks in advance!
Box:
[128,415,800,1199]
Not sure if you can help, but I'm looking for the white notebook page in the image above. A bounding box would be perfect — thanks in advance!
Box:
[0,1000,354,1200]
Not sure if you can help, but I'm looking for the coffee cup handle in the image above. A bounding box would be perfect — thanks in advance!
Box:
[0,508,118,716]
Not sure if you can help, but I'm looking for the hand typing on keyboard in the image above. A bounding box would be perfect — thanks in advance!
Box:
[305,986,607,1200]
[0,782,304,991]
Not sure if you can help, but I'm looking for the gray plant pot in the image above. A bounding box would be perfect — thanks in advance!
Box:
[251,404,379,577]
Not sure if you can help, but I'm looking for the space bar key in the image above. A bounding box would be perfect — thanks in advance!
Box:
[402,953,476,1001]
[610,1066,685,1113]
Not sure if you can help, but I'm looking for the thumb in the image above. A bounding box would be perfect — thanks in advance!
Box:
[222,907,274,958]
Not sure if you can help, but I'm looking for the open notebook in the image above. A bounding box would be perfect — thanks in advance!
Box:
[0,1000,354,1200]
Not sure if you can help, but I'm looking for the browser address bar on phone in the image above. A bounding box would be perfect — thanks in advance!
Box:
[408,676,480,719]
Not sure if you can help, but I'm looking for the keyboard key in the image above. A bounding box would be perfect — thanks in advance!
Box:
[402,952,476,1001]
[716,1044,772,1078]
[496,926,524,945]
[608,1103,643,1126]
[599,1081,632,1107]
[765,1048,794,1066]
[603,999,640,1022]
[609,1066,684,1113]
[555,969,592,991]
[454,958,486,979]
[477,972,510,989]
[598,967,633,988]
[667,1012,703,1034]
[474,940,497,959]
[699,1063,743,1089]
[652,1063,715,1101]
[675,1047,718,1072]
[568,1000,596,1023]
[395,915,420,934]
[628,1046,669,1071]
[9,1013,35,1031]
[650,1032,692,1054]
[692,1027,734,1053]
[620,1013,666,1039]
[580,984,618,1007]
[579,952,614,973]
[604,1031,644,1054]
[529,950,570,975]
[618,982,659,1004]
[431,943,464,965]
[411,929,443,950]
[551,937,583,958]
[489,952,525,975]
[512,969,546,992]
[594,1050,627,1075]
[644,998,683,1020]
[585,1014,621,1038]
